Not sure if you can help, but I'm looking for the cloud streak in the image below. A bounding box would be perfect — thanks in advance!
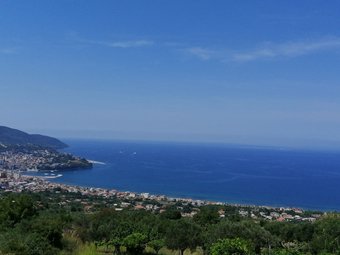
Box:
[183,37,340,63]
[184,47,216,60]
[233,38,340,62]
[82,39,154,48]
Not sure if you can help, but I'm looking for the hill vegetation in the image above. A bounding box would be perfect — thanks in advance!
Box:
[0,126,67,149]
[0,126,93,170]
[0,190,339,255]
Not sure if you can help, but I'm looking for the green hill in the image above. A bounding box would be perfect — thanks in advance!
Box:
[0,126,67,149]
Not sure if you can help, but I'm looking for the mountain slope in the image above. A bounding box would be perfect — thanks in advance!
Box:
[0,126,67,149]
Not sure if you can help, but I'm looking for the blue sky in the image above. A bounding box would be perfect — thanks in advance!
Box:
[1,1,340,148]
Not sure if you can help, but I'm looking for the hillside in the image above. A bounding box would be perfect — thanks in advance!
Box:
[0,126,67,149]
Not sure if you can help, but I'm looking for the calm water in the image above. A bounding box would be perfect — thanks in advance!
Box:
[29,139,340,211]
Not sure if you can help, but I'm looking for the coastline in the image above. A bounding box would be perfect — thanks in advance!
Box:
[87,160,106,165]
[0,169,326,223]
[20,170,328,213]
[58,140,340,212]
[22,168,339,212]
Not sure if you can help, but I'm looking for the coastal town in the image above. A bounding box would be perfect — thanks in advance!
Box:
[0,169,323,223]
[0,145,92,170]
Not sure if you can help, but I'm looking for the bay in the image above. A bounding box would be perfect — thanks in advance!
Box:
[28,139,340,211]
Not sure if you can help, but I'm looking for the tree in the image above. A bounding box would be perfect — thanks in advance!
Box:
[0,193,36,228]
[0,230,58,255]
[29,213,64,249]
[206,220,276,253]
[210,238,252,255]
[108,237,123,255]
[165,219,203,255]
[161,207,182,220]
[311,214,340,254]
[123,232,148,254]
[148,239,165,254]
[194,206,220,226]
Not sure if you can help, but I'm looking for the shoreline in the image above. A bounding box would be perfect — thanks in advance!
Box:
[25,171,338,212]
[21,170,334,213]
[0,169,331,222]
[87,160,106,165]
[58,140,340,212]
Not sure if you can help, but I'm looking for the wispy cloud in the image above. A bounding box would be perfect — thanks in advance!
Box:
[184,47,216,60]
[183,37,340,63]
[81,39,154,48]
[233,38,340,62]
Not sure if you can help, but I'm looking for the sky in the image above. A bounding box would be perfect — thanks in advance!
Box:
[1,0,340,149]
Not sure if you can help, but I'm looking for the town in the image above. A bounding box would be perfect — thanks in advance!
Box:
[0,169,323,223]
[0,145,92,170]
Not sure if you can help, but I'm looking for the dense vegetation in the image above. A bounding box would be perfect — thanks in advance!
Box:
[0,191,339,255]
[0,126,67,149]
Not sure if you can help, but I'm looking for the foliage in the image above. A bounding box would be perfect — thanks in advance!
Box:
[148,239,165,254]
[0,193,36,228]
[161,206,182,220]
[0,191,340,255]
[123,232,148,254]
[193,205,220,226]
[311,214,340,254]
[210,238,252,255]
[165,219,203,255]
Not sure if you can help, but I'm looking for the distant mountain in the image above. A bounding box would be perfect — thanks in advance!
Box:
[0,126,67,149]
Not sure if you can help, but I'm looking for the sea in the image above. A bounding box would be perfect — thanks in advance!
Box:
[27,139,340,211]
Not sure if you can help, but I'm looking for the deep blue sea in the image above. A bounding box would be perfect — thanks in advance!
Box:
[28,139,340,211]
